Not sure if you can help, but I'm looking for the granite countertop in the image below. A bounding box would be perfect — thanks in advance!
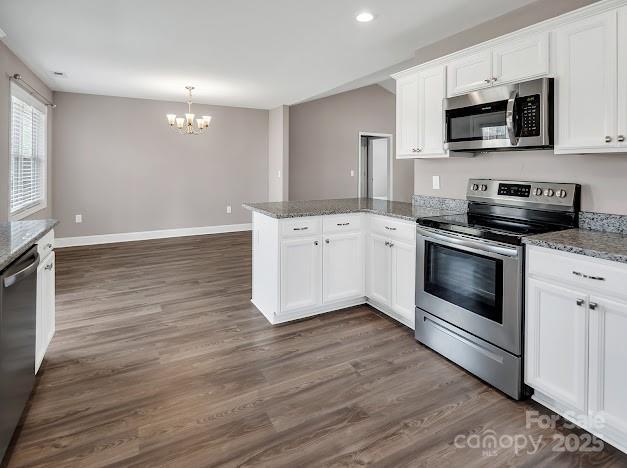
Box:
[523,228,627,264]
[243,198,461,222]
[0,220,58,272]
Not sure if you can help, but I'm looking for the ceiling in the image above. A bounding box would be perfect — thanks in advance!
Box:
[0,0,539,109]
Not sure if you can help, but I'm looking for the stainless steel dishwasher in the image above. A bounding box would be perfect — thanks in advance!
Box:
[0,247,39,461]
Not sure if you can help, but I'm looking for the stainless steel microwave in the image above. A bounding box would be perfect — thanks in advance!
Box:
[444,77,554,152]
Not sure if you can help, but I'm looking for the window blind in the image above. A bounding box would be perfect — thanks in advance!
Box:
[10,84,47,216]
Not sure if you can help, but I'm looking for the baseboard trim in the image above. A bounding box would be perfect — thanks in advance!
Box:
[55,223,252,248]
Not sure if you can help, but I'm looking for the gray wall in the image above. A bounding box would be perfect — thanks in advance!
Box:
[289,84,413,202]
[52,92,268,237]
[268,105,289,202]
[412,0,627,215]
[0,41,54,222]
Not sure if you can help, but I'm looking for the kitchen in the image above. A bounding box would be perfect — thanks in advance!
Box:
[1,0,627,466]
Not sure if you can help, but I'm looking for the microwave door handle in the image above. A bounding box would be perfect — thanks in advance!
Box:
[506,90,519,146]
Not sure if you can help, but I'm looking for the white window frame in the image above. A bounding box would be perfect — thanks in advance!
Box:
[9,82,48,220]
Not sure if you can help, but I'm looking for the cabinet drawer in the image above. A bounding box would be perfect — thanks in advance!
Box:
[369,215,415,242]
[280,217,322,238]
[37,229,55,259]
[323,214,362,234]
[527,246,627,299]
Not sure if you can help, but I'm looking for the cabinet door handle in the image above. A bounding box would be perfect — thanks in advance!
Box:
[47,243,53,249]
[484,79,491,83]
[587,275,605,281]
[589,302,598,310]
[384,241,390,246]
[384,226,397,231]
[576,299,584,306]
[388,242,394,248]
[325,239,330,244]
[491,77,497,82]
[618,135,625,142]
[314,241,319,246]
[572,271,583,277]
[605,136,612,143]
[293,227,308,231]
[336,223,349,226]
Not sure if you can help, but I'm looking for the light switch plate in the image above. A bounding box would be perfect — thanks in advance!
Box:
[226,205,232,214]
[432,176,440,190]
[75,214,82,223]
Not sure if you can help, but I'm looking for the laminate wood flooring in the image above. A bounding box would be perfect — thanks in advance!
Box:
[4,232,627,467]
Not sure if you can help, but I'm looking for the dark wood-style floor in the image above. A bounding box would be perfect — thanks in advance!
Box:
[4,231,627,467]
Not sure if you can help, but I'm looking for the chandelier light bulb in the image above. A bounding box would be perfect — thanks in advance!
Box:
[166,114,176,126]
[176,117,185,129]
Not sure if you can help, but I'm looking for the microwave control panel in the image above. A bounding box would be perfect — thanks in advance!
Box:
[518,95,541,137]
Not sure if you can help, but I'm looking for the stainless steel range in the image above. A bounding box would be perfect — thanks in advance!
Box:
[415,179,580,399]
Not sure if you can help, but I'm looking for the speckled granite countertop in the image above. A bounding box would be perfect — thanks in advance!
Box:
[523,229,627,264]
[243,198,461,222]
[0,220,58,272]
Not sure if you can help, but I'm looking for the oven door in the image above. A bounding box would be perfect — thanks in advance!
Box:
[416,226,523,355]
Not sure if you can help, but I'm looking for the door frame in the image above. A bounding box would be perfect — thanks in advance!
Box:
[357,132,394,200]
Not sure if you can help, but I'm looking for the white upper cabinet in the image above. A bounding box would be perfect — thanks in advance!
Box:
[417,65,448,158]
[446,50,493,96]
[395,74,419,157]
[492,33,549,84]
[618,6,627,149]
[446,33,550,97]
[555,11,618,153]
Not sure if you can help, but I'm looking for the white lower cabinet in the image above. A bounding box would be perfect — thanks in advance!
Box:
[35,231,55,374]
[252,213,416,329]
[323,231,364,303]
[280,236,322,315]
[526,246,627,454]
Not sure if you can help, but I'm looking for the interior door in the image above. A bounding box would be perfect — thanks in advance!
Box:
[280,236,322,314]
[525,279,588,413]
[367,233,391,306]
[446,50,492,96]
[417,65,447,157]
[492,33,549,85]
[588,296,627,441]
[323,232,364,303]
[395,74,419,157]
[555,10,617,152]
[390,239,416,328]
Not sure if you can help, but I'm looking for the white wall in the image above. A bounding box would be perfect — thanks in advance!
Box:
[268,105,289,202]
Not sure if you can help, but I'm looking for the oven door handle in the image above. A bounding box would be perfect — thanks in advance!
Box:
[416,226,520,258]
[506,89,519,147]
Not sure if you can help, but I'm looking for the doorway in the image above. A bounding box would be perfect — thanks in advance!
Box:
[358,132,393,200]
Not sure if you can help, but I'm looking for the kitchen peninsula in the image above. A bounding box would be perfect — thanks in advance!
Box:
[242,198,461,328]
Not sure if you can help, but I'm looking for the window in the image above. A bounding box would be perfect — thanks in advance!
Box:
[9,83,47,219]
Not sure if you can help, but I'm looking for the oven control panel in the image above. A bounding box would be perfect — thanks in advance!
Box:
[467,179,580,211]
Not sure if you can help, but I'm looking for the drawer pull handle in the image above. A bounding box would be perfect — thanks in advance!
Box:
[293,227,309,231]
[576,299,584,306]
[47,243,53,249]
[337,222,350,226]
[45,263,54,271]
[384,241,390,246]
[384,226,397,231]
[572,270,605,281]
[388,242,394,248]
[589,302,598,310]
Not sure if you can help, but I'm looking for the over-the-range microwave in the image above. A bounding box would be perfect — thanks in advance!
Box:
[444,77,554,153]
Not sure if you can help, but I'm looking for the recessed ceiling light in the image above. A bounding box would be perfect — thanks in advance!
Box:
[356,12,374,23]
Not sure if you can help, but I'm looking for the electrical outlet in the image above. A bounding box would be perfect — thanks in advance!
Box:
[75,214,82,223]
[350,170,355,177]
[432,176,441,190]
[226,205,232,214]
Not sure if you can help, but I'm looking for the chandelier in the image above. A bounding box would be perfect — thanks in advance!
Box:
[166,86,212,135]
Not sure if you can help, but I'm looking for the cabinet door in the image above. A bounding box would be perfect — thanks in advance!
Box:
[366,233,391,305]
[525,279,588,413]
[588,296,627,442]
[492,33,549,85]
[280,237,322,314]
[390,239,416,329]
[417,65,447,158]
[555,11,618,153]
[323,232,364,303]
[446,50,492,96]
[396,74,419,157]
[618,6,627,149]
[35,252,55,374]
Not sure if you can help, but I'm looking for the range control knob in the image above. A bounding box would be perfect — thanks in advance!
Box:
[534,187,544,196]
[544,188,555,197]
[480,184,488,192]
[557,189,567,198]
[471,184,479,191]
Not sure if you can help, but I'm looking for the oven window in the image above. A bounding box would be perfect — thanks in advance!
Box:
[447,100,508,142]
[424,242,503,323]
